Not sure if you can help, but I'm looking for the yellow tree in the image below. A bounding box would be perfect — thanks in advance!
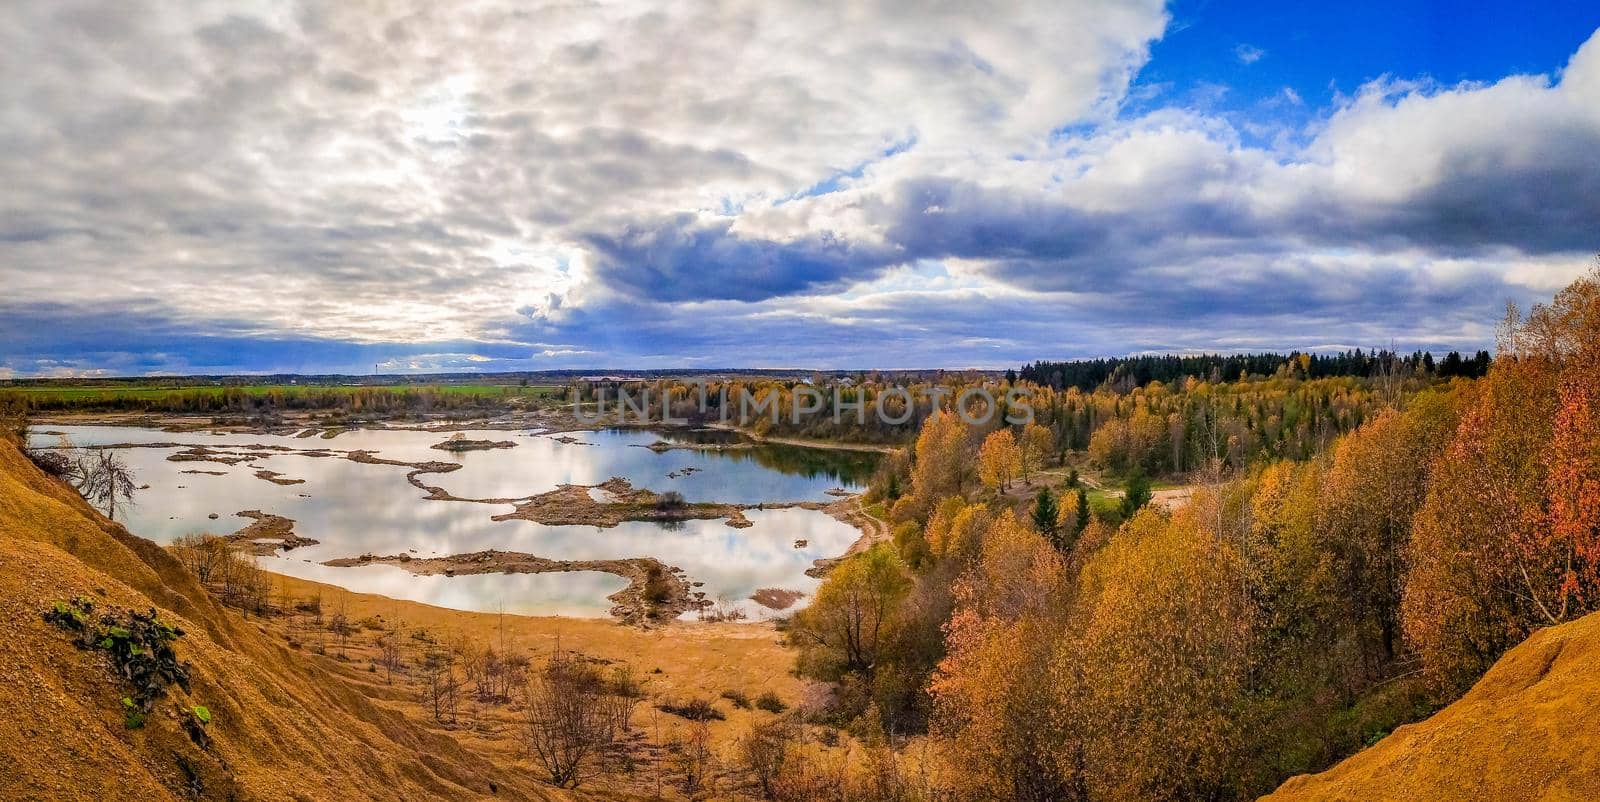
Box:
[977,428,1021,494]
[1087,418,1130,471]
[1054,490,1082,540]
[901,411,972,522]
[1540,269,1600,615]
[1018,422,1054,482]
[1316,389,1462,674]
[1403,359,1552,693]
[1067,502,1255,801]
[930,512,1073,801]
[790,546,912,682]
[924,497,994,563]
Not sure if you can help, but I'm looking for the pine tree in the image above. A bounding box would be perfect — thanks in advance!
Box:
[1032,487,1058,538]
[1121,472,1152,519]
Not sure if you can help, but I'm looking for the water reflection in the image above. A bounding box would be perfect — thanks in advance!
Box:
[30,425,868,619]
[260,560,629,618]
[428,428,873,503]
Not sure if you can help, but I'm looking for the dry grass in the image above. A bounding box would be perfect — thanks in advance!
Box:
[259,571,824,797]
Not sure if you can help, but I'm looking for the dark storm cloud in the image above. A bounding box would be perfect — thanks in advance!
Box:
[584,215,897,302]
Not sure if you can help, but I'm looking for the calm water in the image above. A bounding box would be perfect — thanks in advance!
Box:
[30,425,876,619]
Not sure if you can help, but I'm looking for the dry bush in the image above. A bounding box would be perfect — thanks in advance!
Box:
[603,664,645,734]
[327,610,356,659]
[739,717,801,799]
[755,691,789,714]
[763,742,942,802]
[521,650,616,788]
[170,533,271,615]
[769,747,848,802]
[666,720,716,795]
[655,697,725,721]
[460,642,528,704]
[419,646,461,725]
[376,632,403,684]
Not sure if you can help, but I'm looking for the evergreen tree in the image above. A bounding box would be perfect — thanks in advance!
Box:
[1032,487,1058,538]
[1120,472,1153,519]
[1076,486,1090,532]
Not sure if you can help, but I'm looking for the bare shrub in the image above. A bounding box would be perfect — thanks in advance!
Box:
[376,631,403,684]
[462,642,526,704]
[701,595,750,622]
[739,717,801,799]
[667,720,716,795]
[603,664,645,733]
[25,448,77,480]
[327,609,356,659]
[521,650,614,788]
[170,533,271,615]
[172,533,229,584]
[419,646,461,724]
[75,449,138,521]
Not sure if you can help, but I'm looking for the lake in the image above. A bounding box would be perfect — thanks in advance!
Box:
[29,425,879,620]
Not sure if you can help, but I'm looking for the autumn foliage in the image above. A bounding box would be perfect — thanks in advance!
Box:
[1405,276,1600,694]
[784,266,1600,800]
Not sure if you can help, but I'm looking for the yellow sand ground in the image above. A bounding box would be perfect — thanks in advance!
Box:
[1263,611,1600,801]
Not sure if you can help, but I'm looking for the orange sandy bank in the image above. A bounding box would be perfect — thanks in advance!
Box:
[1264,610,1600,801]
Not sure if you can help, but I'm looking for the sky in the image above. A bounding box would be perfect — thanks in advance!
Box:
[3,1,1599,376]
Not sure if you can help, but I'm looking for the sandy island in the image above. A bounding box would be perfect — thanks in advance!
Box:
[323,549,705,626]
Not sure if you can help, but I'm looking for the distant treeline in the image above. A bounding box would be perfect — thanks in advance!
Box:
[0,386,517,415]
[1018,349,1492,391]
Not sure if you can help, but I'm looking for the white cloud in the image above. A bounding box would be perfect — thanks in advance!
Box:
[0,0,1169,347]
[2,4,1598,373]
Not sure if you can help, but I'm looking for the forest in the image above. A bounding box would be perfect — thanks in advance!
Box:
[1017,348,1492,392]
[769,271,1600,800]
[636,359,1445,458]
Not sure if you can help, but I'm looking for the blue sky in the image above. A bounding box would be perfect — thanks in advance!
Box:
[1141,1,1600,110]
[2,1,1599,376]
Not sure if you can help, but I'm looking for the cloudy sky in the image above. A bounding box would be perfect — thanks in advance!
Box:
[3,1,1599,376]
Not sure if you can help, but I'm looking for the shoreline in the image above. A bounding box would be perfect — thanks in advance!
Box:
[36,414,886,625]
[30,409,909,452]
[704,421,905,453]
